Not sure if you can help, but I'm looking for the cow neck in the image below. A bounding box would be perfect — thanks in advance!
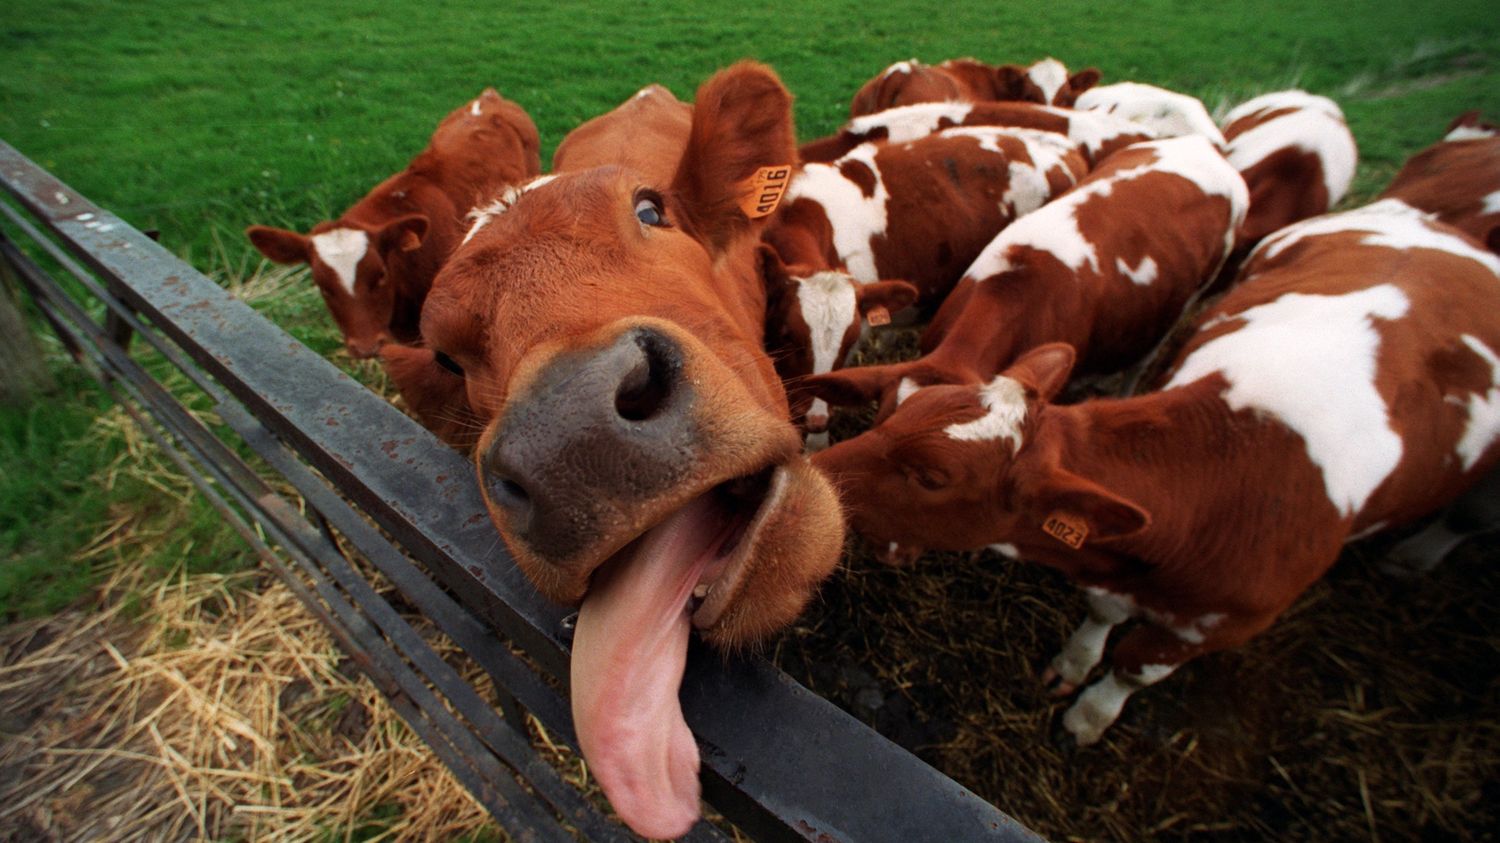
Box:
[923,274,1035,380]
[1015,379,1239,586]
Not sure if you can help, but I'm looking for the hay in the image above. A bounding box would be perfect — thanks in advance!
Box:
[0,560,500,842]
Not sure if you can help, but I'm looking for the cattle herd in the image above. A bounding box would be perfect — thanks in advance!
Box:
[247,56,1500,839]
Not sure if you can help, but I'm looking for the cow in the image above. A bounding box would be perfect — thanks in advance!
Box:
[1380,111,1500,253]
[1075,81,1227,148]
[377,343,481,449]
[246,88,541,357]
[848,57,1100,117]
[810,199,1500,746]
[804,135,1248,456]
[1220,90,1358,248]
[551,83,694,183]
[763,126,1090,444]
[417,63,845,839]
[801,99,1156,166]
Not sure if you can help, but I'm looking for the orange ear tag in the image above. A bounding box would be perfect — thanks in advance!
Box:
[865,306,891,327]
[736,165,793,219]
[1042,512,1088,548]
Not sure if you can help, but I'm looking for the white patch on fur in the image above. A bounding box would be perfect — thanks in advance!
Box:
[1224,93,1357,209]
[882,60,918,80]
[1483,191,1500,215]
[1444,124,1499,142]
[309,228,369,296]
[1116,255,1160,286]
[1166,283,1411,517]
[944,375,1028,449]
[1027,58,1070,105]
[896,377,922,405]
[846,102,976,144]
[463,175,559,244]
[1455,335,1500,471]
[1344,520,1388,543]
[1063,662,1177,746]
[988,543,1020,559]
[1051,590,1136,684]
[930,127,1082,215]
[1171,612,1226,644]
[1075,82,1227,148]
[796,271,861,378]
[1061,107,1161,160]
[469,99,482,116]
[1258,199,1500,276]
[787,147,890,281]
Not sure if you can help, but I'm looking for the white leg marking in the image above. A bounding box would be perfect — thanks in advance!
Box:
[1064,663,1176,746]
[1050,590,1136,686]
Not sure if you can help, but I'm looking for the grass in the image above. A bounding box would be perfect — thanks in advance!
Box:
[1,0,1499,838]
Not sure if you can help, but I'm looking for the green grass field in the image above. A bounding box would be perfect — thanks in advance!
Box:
[2,0,1499,836]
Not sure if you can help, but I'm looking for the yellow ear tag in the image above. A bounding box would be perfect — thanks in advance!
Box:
[865,305,891,327]
[1042,512,1088,548]
[737,165,792,219]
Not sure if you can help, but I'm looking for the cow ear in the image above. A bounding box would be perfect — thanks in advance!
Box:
[1004,343,1075,401]
[378,214,428,253]
[856,280,919,322]
[1067,68,1102,99]
[1023,465,1150,543]
[803,363,901,406]
[995,65,1028,99]
[246,225,310,265]
[672,62,797,254]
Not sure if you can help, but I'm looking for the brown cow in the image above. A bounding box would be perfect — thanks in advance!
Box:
[419,63,843,838]
[247,88,541,357]
[849,57,1100,117]
[811,199,1500,745]
[805,136,1248,444]
[377,343,481,449]
[1220,90,1358,248]
[1380,111,1500,253]
[763,126,1088,443]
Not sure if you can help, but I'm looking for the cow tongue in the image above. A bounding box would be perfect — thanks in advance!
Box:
[572,493,722,840]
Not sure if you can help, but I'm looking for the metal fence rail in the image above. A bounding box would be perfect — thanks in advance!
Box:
[0,138,1044,843]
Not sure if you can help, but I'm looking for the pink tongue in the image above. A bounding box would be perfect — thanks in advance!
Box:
[572,494,720,840]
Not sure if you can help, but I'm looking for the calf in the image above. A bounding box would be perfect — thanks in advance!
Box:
[805,136,1248,434]
[849,56,1101,117]
[801,99,1155,165]
[1380,111,1500,253]
[764,126,1090,440]
[1075,81,1226,148]
[247,89,541,357]
[419,63,844,838]
[812,199,1500,746]
[1220,90,1358,248]
[551,83,694,184]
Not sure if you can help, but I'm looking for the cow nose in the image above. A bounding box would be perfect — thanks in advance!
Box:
[481,326,697,564]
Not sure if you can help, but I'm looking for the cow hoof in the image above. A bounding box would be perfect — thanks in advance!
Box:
[1041,667,1079,698]
[1062,698,1110,747]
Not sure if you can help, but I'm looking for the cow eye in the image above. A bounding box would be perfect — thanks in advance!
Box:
[634,194,666,227]
[433,350,465,376]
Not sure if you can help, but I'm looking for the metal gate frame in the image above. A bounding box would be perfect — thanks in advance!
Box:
[0,139,1043,842]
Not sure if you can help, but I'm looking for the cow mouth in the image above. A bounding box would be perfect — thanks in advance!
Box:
[569,462,786,839]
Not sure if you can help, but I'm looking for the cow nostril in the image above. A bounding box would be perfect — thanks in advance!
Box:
[614,333,677,422]
[486,471,532,513]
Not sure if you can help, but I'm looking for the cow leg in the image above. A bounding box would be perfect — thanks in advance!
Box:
[1042,588,1136,697]
[1061,618,1239,747]
[1381,466,1500,577]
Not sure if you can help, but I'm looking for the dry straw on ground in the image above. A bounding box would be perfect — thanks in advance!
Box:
[0,558,500,842]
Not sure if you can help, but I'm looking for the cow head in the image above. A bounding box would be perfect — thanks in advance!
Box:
[247,214,432,357]
[812,344,1147,554]
[420,63,844,839]
[995,58,1101,107]
[760,246,917,431]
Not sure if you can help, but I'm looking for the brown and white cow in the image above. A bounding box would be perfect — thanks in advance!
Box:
[1220,90,1358,248]
[1380,111,1500,253]
[551,83,694,183]
[848,57,1100,118]
[418,63,843,838]
[764,126,1090,442]
[811,199,1500,745]
[805,136,1248,440]
[801,99,1155,166]
[1075,81,1227,148]
[247,88,541,357]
